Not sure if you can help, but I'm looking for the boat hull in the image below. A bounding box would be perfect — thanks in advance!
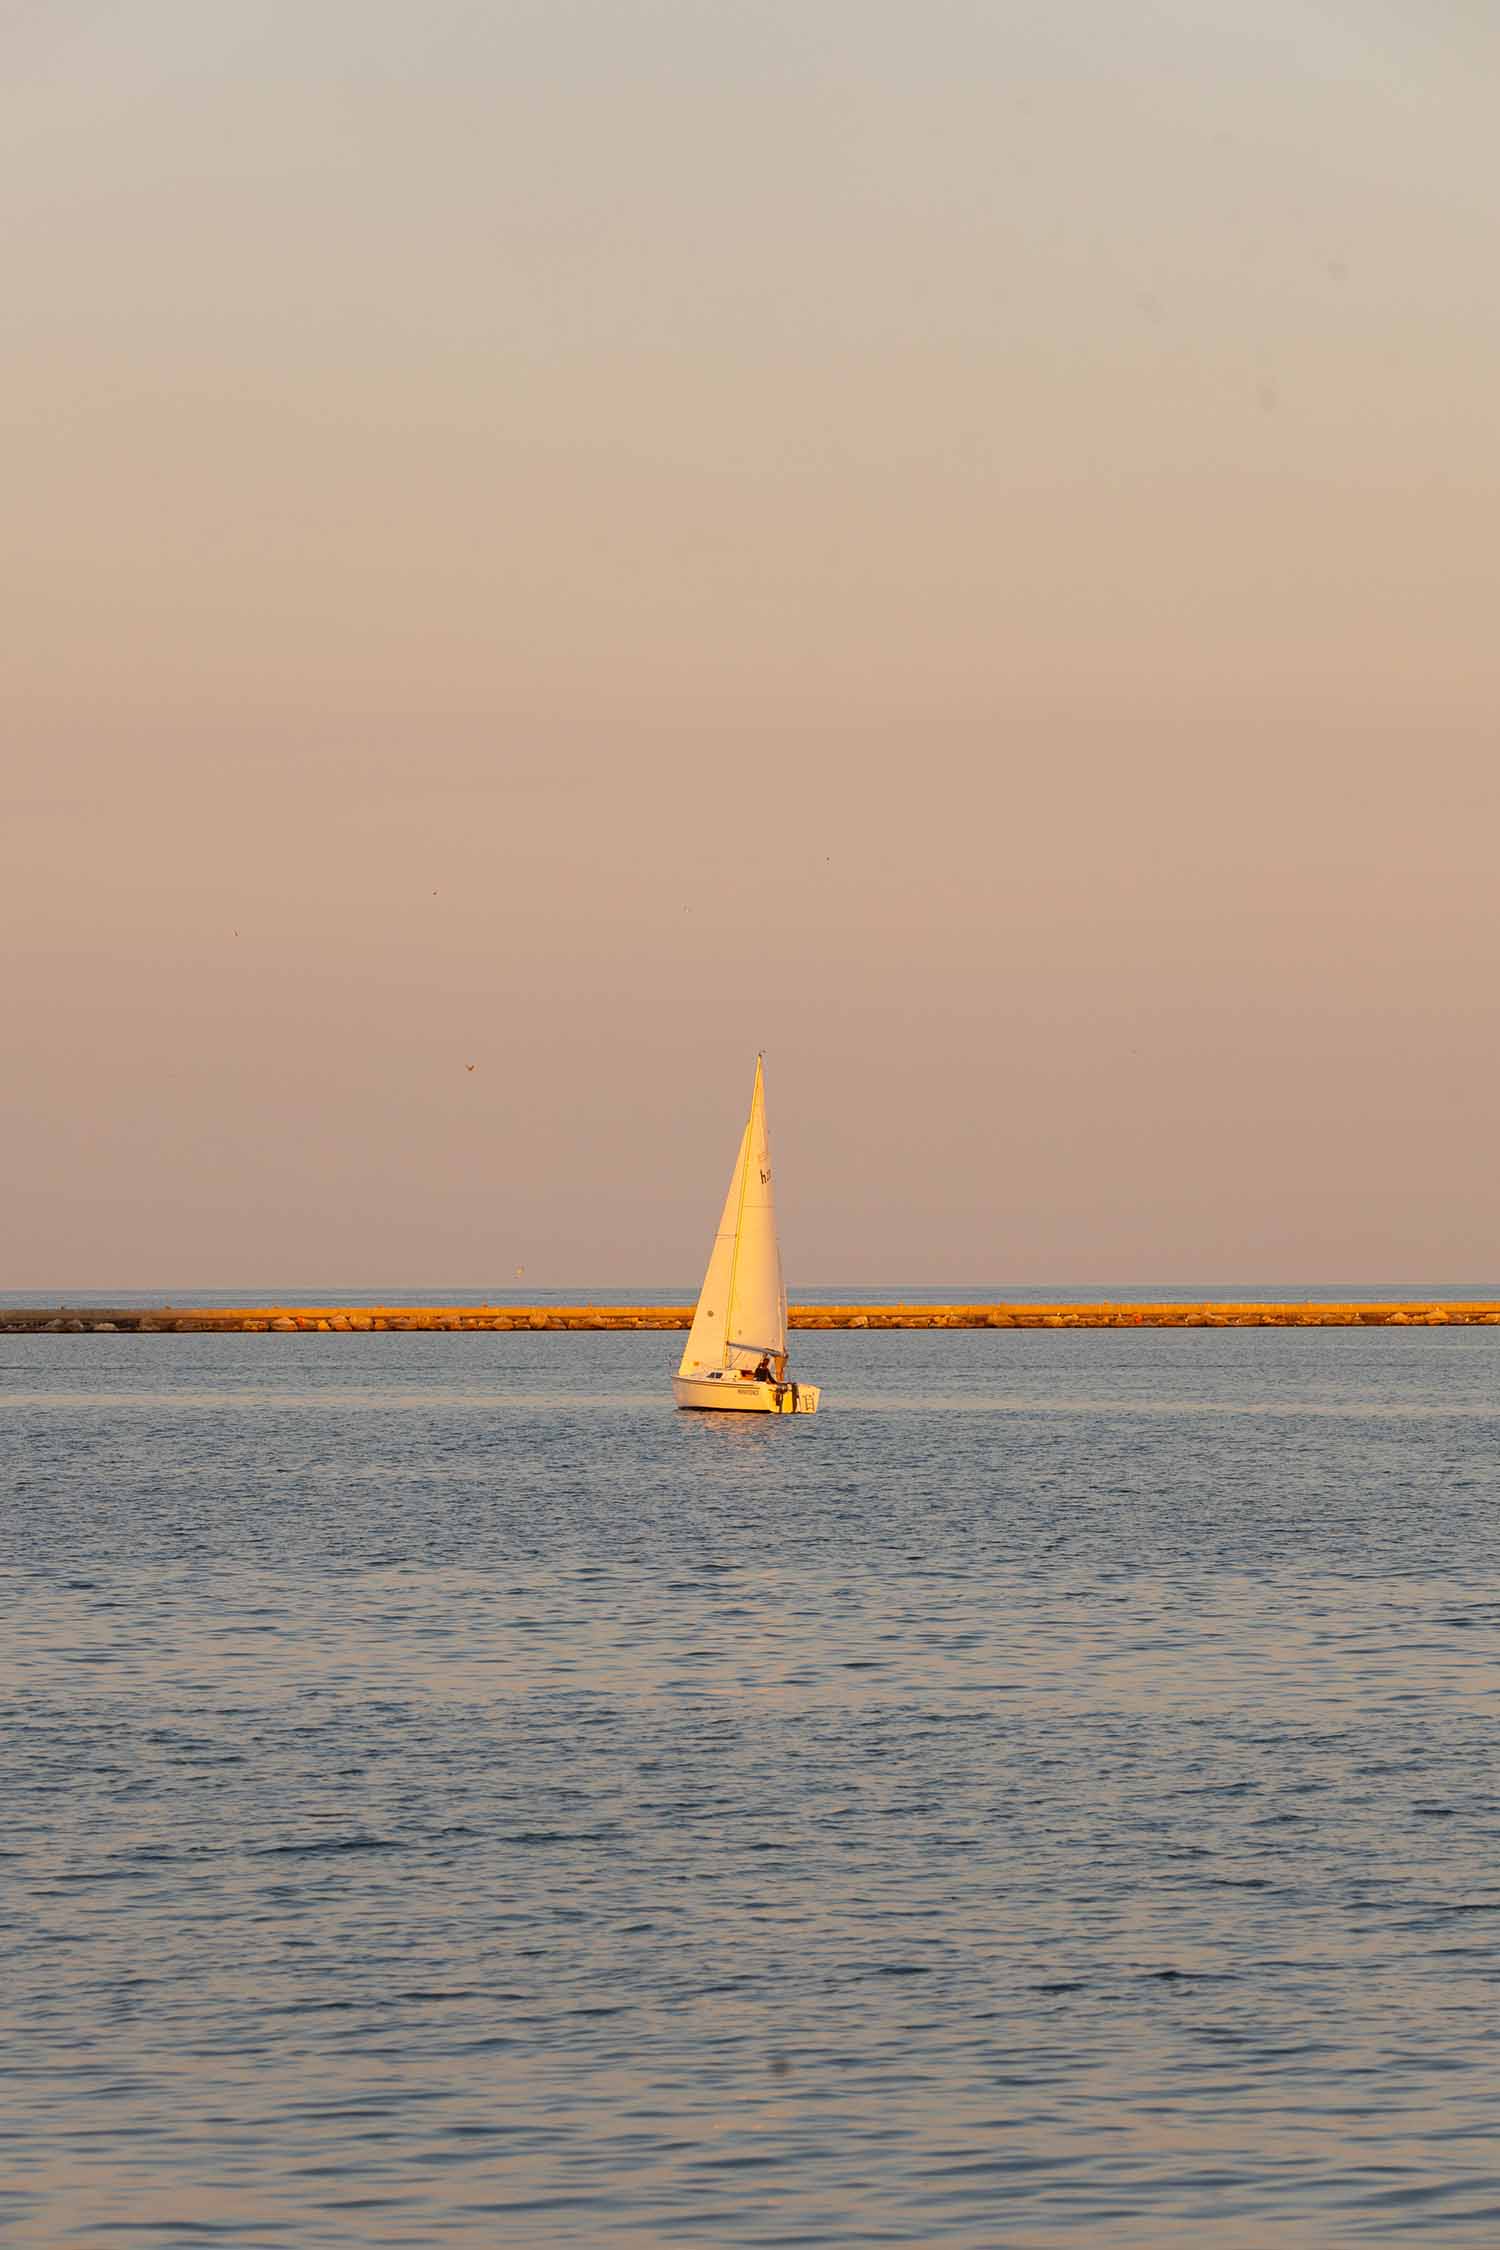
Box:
[673,1373,820,1415]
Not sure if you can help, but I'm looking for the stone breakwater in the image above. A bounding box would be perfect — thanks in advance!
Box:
[6,1303,1500,1334]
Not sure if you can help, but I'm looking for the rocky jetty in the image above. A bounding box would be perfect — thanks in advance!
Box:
[5,1302,1500,1334]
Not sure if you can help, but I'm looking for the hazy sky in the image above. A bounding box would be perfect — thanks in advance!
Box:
[5,1,1499,1288]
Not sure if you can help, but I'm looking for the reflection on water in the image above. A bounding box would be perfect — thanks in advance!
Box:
[3,1323,1499,2245]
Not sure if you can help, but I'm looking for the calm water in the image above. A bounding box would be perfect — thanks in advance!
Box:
[4,1319,1499,2246]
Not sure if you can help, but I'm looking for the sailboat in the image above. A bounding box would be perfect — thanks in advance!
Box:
[673,1055,821,1415]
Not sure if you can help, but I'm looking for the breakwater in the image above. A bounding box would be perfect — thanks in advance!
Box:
[7,1302,1500,1334]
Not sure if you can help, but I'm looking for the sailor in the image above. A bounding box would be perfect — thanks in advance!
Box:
[753,1355,774,1384]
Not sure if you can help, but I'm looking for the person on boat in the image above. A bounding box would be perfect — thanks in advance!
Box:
[753,1354,774,1384]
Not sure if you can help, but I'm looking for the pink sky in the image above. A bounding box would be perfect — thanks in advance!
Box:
[5,3,1498,1287]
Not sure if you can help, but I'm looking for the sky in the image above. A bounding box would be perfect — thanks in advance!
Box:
[4,0,1499,1289]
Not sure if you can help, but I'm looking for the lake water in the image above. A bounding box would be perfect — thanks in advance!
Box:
[4,1317,1499,2245]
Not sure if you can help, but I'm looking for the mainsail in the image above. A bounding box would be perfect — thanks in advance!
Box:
[678,1055,788,1377]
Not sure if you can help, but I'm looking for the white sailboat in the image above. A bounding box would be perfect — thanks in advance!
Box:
[673,1055,821,1415]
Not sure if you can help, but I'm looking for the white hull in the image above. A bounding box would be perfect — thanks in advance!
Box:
[673,1373,820,1415]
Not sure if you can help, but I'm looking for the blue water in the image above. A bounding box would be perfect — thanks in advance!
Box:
[4,1320,1499,2246]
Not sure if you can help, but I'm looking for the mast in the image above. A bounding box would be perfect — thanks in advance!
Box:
[721,1053,762,1370]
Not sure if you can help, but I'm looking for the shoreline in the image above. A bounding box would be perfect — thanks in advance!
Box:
[6,1301,1500,1335]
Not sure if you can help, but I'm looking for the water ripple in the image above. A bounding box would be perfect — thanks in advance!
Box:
[3,1322,1499,2243]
